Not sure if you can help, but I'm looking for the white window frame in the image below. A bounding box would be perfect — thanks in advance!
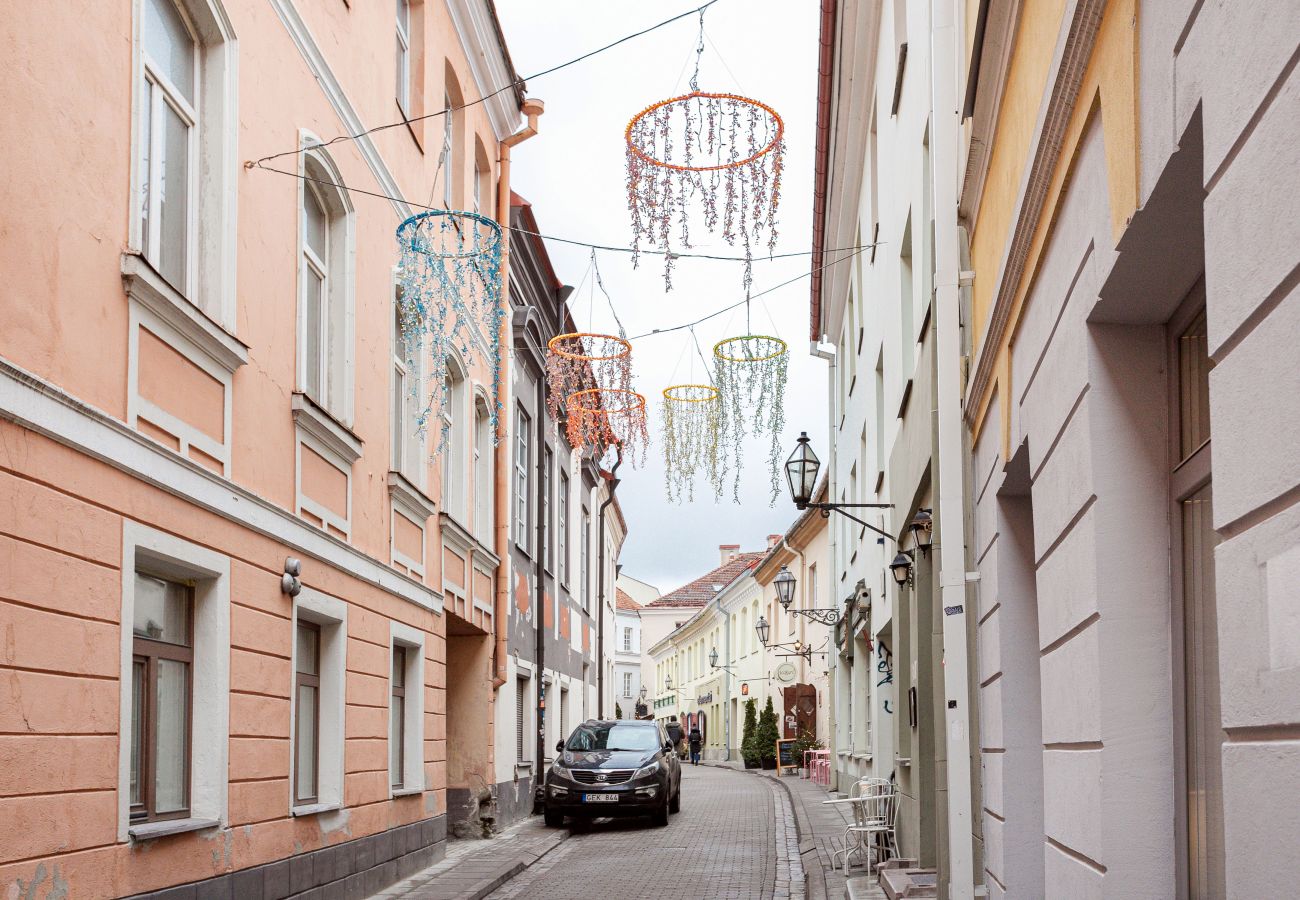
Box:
[391,277,423,484]
[541,447,553,570]
[558,470,569,585]
[441,353,468,522]
[473,393,494,545]
[290,588,347,816]
[581,509,591,612]
[396,0,411,114]
[515,406,531,551]
[296,135,356,425]
[623,671,633,698]
[389,621,426,796]
[118,520,230,842]
[623,627,632,653]
[129,0,239,327]
[442,92,454,209]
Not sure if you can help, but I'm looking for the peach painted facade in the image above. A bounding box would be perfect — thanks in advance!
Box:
[0,0,532,897]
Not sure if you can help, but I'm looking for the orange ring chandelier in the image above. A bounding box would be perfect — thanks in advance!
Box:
[565,388,649,464]
[544,332,634,424]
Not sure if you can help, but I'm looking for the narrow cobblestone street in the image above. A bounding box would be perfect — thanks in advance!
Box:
[487,765,802,900]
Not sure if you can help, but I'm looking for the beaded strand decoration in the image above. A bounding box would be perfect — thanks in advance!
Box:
[566,388,649,467]
[395,209,503,451]
[713,334,788,503]
[545,332,634,423]
[660,383,724,503]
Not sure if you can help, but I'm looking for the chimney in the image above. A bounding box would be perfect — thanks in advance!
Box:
[719,544,740,566]
[767,533,782,551]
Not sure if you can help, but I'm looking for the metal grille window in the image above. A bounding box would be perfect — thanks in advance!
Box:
[294,621,321,805]
[516,677,530,762]
[390,645,406,789]
[130,573,193,823]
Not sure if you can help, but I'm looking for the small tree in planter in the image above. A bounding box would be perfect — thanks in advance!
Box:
[791,727,823,774]
[741,699,760,768]
[757,697,781,769]
[615,702,623,720]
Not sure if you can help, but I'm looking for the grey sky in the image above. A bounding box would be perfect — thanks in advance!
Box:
[495,1,827,593]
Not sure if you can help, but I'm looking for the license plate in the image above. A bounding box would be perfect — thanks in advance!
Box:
[582,793,618,803]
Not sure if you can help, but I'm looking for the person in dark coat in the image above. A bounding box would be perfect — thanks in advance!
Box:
[665,715,684,757]
[688,725,703,765]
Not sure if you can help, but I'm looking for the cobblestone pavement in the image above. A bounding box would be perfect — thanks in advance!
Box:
[486,764,805,900]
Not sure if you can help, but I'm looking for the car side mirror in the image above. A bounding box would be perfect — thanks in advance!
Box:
[555,741,565,753]
[663,740,673,751]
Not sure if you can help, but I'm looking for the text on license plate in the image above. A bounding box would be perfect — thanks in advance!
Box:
[582,793,618,803]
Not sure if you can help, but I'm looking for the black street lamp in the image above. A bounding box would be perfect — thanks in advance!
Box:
[755,615,771,647]
[708,646,737,674]
[908,508,934,556]
[890,552,914,587]
[774,564,841,626]
[784,433,894,540]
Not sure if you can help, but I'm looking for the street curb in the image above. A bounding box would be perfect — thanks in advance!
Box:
[460,828,568,899]
[701,762,827,900]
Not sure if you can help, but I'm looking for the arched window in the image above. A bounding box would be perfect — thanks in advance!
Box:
[391,280,422,481]
[473,137,491,216]
[299,145,353,420]
[396,0,411,113]
[751,600,759,653]
[442,64,465,209]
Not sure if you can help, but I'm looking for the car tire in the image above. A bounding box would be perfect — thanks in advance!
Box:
[543,809,564,828]
[668,787,681,813]
[652,797,670,827]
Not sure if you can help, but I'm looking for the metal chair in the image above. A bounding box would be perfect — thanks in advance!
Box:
[827,779,897,872]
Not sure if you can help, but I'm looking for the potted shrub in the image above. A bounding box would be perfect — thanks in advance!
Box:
[757,697,780,770]
[791,727,823,775]
[741,699,760,768]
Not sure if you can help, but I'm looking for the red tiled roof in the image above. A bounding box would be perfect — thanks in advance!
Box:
[646,552,765,608]
[616,589,641,611]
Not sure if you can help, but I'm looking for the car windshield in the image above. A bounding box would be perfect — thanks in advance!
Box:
[565,723,659,752]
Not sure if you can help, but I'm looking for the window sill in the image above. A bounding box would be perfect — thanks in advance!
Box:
[121,253,248,374]
[291,802,341,817]
[853,753,873,762]
[291,393,363,465]
[895,756,912,768]
[389,471,437,521]
[129,817,220,842]
[390,787,424,798]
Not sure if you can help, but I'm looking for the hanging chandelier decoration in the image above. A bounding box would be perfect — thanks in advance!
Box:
[624,15,784,292]
[660,383,724,503]
[713,334,788,503]
[545,332,634,423]
[565,388,649,466]
[395,209,503,449]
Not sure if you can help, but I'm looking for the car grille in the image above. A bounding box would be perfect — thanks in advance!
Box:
[571,769,634,785]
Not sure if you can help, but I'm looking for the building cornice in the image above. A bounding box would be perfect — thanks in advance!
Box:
[445,0,523,142]
[965,0,1105,430]
[0,356,441,612]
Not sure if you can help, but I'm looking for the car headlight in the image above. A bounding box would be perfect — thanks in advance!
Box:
[550,764,572,780]
[633,761,660,779]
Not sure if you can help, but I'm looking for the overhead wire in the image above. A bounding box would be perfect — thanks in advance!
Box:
[248,0,723,168]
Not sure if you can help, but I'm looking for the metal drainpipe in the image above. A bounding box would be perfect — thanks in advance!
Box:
[931,2,976,895]
[492,98,544,692]
[534,376,548,772]
[596,445,623,719]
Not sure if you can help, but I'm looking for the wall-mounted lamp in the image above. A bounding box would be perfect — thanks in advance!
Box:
[280,557,302,596]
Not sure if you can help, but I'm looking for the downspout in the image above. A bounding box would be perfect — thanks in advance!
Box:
[493,98,544,691]
[596,445,623,718]
[930,4,976,897]
[534,376,548,771]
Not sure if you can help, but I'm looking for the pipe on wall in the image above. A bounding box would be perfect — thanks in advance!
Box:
[492,98,544,690]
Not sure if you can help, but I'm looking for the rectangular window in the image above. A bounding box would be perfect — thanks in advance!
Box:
[623,672,632,698]
[558,472,569,584]
[542,448,553,569]
[130,573,194,823]
[474,401,493,543]
[302,182,330,404]
[390,645,406,789]
[899,214,915,379]
[396,0,410,113]
[294,621,321,805]
[623,627,632,652]
[473,163,483,214]
[1178,309,1213,462]
[442,93,454,208]
[516,408,530,549]
[139,0,197,294]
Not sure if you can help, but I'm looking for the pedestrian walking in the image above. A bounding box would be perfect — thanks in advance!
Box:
[665,715,684,758]
[688,725,703,765]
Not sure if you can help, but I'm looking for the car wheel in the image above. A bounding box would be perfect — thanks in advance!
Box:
[652,797,670,827]
[543,809,563,828]
[669,788,681,814]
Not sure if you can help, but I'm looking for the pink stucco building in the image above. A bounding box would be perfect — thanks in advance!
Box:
[0,0,545,896]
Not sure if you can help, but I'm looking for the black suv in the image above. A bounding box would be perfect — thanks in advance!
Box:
[542,719,682,828]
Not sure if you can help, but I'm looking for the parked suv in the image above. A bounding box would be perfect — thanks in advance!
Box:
[543,719,682,828]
